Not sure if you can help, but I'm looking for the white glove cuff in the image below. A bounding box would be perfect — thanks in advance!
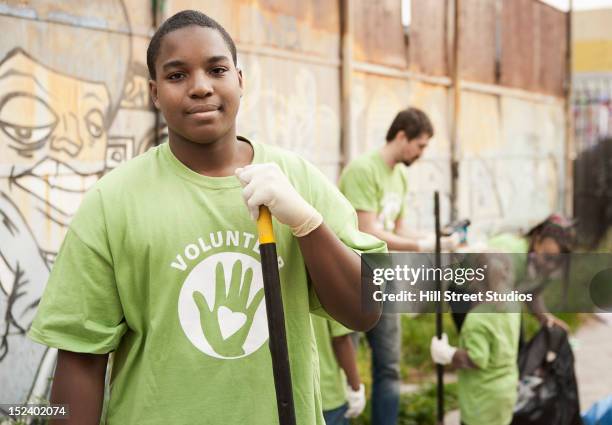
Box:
[417,238,434,252]
[290,207,323,237]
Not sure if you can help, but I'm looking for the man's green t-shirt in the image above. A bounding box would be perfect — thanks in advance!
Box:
[458,304,521,425]
[28,139,385,425]
[338,150,408,232]
[311,316,351,411]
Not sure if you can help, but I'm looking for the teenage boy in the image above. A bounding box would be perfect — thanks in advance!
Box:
[28,10,385,425]
[338,107,457,425]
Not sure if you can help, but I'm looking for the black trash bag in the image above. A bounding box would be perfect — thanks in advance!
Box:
[511,325,583,425]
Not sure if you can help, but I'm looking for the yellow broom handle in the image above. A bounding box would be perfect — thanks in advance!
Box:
[257,206,276,244]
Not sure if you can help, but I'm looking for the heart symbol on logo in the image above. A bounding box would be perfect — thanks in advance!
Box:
[217,306,247,340]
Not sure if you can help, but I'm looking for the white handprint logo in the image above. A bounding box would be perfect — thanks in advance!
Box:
[178,252,269,359]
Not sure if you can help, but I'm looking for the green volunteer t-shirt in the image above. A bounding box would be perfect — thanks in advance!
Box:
[28,138,386,425]
[458,304,521,425]
[311,315,352,411]
[338,150,408,232]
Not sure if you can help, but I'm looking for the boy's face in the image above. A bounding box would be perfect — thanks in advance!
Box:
[149,26,243,144]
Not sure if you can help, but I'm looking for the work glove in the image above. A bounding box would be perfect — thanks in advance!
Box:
[430,333,457,365]
[417,233,461,252]
[235,163,323,237]
[344,383,366,418]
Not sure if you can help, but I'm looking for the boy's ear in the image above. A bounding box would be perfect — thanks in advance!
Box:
[237,68,244,96]
[149,79,160,109]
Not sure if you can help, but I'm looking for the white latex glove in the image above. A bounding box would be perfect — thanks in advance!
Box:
[344,383,366,418]
[430,333,457,365]
[235,163,323,237]
[417,233,460,252]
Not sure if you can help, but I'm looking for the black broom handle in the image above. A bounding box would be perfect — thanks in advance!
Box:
[434,192,445,425]
[257,206,297,425]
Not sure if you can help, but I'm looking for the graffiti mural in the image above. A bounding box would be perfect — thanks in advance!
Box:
[457,92,565,236]
[237,55,340,179]
[0,0,156,408]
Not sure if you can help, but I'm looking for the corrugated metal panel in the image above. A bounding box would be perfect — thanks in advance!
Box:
[536,1,567,96]
[408,0,448,76]
[171,0,340,60]
[501,0,536,92]
[352,0,407,68]
[459,0,497,84]
[500,0,567,96]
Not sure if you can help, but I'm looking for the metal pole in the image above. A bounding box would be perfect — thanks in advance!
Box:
[257,207,296,425]
[565,0,575,217]
[434,191,444,425]
[339,0,353,169]
[449,0,462,222]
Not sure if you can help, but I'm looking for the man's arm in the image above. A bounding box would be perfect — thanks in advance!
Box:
[331,334,360,390]
[298,223,380,331]
[49,350,108,425]
[394,218,429,239]
[357,211,421,251]
[357,212,458,252]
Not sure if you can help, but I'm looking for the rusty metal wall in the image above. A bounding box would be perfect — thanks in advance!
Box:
[536,2,567,96]
[349,0,567,234]
[459,0,497,84]
[352,0,407,69]
[501,0,567,96]
[501,0,536,90]
[408,0,449,76]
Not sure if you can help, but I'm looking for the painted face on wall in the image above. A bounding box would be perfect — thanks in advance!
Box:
[0,50,111,222]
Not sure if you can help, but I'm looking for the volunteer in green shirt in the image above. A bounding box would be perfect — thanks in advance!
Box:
[28,11,386,425]
[338,107,458,425]
[488,213,574,331]
[451,214,574,332]
[312,316,365,424]
[431,255,521,425]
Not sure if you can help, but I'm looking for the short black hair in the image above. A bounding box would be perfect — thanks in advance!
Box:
[146,10,237,80]
[385,107,434,142]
